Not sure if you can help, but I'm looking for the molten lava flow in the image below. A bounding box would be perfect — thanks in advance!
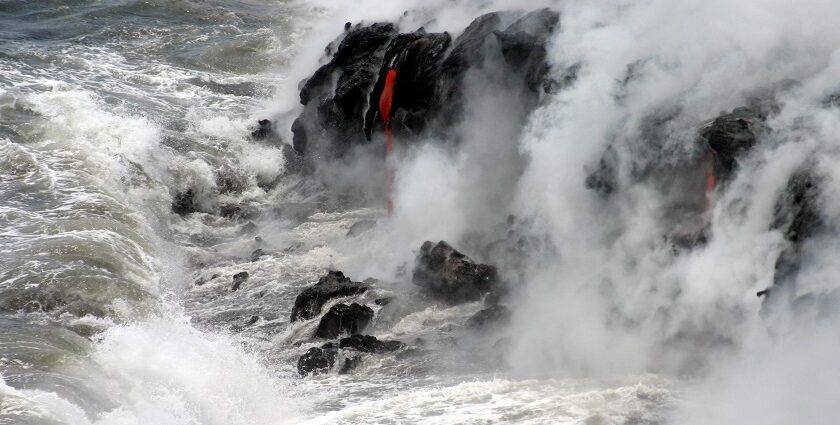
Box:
[379,68,398,214]
[705,150,717,212]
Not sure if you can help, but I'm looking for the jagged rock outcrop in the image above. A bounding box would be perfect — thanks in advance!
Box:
[290,271,369,322]
[363,31,452,138]
[494,8,560,92]
[171,189,198,215]
[290,9,562,172]
[338,334,405,353]
[297,335,404,376]
[292,22,396,159]
[760,168,824,314]
[297,346,337,376]
[231,271,249,291]
[413,241,499,302]
[701,105,768,183]
[314,303,374,339]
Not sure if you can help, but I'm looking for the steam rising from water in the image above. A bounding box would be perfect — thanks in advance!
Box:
[295,0,840,421]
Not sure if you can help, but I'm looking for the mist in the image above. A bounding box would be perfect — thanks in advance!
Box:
[278,0,840,422]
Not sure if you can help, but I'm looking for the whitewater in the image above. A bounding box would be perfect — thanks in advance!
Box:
[1,0,839,424]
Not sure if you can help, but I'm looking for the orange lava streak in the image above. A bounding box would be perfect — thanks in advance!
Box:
[379,68,398,214]
[705,150,717,212]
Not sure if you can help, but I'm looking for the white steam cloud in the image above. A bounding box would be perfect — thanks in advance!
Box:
[280,0,840,422]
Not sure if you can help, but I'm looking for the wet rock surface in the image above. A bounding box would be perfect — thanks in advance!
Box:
[338,334,405,353]
[494,8,560,92]
[314,303,374,339]
[288,8,562,175]
[413,241,500,303]
[701,105,768,183]
[231,271,249,291]
[290,271,369,322]
[297,346,337,377]
[171,189,198,215]
[293,22,396,159]
[761,168,825,314]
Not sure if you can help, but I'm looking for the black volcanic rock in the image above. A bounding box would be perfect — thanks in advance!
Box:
[363,31,452,138]
[290,271,369,322]
[171,189,197,215]
[771,169,822,245]
[413,241,499,302]
[293,22,396,158]
[338,334,405,353]
[338,355,363,374]
[231,271,249,291]
[297,347,337,376]
[761,168,824,315]
[314,303,374,339]
[494,8,560,92]
[251,119,273,141]
[701,105,767,182]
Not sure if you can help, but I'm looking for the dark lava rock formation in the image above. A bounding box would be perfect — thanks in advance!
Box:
[291,9,561,171]
[338,334,405,353]
[297,346,337,376]
[290,271,369,322]
[413,241,500,302]
[314,303,374,339]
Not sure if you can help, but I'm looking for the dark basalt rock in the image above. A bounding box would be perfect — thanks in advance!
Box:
[413,241,499,302]
[374,297,392,306]
[364,31,452,138]
[293,22,396,158]
[292,9,562,171]
[338,334,405,353]
[770,170,822,245]
[701,105,767,182]
[338,355,363,374]
[297,347,337,376]
[290,271,369,321]
[171,189,198,215]
[231,271,249,291]
[314,303,374,339]
[760,168,824,316]
[249,248,267,262]
[466,304,511,330]
[494,8,560,92]
[251,119,274,141]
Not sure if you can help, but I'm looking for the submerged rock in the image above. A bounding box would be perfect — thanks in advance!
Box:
[231,271,249,291]
[466,304,511,330]
[314,303,374,339]
[251,119,275,141]
[290,271,369,322]
[338,355,363,374]
[171,189,198,215]
[338,334,405,353]
[412,241,499,302]
[297,347,337,376]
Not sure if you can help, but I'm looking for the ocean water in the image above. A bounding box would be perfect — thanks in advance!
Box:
[2,1,840,424]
